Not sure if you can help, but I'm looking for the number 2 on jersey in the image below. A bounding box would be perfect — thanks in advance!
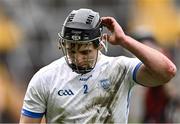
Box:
[83,84,88,94]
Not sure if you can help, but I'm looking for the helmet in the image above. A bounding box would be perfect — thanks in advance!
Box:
[58,8,102,74]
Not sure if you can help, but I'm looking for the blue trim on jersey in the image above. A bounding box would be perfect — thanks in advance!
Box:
[132,62,142,83]
[21,109,44,118]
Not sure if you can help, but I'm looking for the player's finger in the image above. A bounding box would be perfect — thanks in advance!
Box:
[101,17,114,32]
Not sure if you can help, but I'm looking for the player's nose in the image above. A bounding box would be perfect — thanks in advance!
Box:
[75,53,87,65]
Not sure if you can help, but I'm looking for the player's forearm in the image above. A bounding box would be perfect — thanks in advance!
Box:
[121,35,176,83]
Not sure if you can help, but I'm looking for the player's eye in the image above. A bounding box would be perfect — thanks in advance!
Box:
[68,50,76,54]
[80,50,91,55]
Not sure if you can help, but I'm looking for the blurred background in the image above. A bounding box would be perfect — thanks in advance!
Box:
[0,0,180,123]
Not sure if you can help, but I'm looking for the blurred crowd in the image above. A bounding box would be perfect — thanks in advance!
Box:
[0,0,180,123]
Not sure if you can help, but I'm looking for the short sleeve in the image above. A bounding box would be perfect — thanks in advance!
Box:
[21,71,47,118]
[120,56,142,86]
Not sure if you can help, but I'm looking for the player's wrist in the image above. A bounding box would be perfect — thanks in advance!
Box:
[116,34,128,46]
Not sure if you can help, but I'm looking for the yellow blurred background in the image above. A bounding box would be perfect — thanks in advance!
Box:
[129,0,180,46]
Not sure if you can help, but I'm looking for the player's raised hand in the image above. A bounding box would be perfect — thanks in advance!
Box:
[101,17,126,45]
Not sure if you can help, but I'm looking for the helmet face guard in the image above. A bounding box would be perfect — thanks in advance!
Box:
[58,38,99,74]
[58,9,102,74]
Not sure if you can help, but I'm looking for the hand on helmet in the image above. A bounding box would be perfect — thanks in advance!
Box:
[101,17,126,45]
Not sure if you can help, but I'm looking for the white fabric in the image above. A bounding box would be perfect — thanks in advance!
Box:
[22,54,141,123]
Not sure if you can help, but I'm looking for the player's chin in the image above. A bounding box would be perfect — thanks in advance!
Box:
[77,62,90,66]
[79,64,90,68]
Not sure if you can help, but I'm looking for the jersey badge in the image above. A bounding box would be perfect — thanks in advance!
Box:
[99,79,110,90]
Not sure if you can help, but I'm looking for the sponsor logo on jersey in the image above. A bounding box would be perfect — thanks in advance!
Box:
[100,79,110,90]
[79,75,92,81]
[58,89,74,96]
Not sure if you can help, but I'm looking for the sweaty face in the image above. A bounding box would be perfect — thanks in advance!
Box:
[63,42,98,73]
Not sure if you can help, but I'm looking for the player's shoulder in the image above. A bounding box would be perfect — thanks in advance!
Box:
[101,54,134,63]
[28,57,69,88]
[36,57,67,76]
[101,54,140,69]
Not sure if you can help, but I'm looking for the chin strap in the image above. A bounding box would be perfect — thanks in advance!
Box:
[99,33,108,53]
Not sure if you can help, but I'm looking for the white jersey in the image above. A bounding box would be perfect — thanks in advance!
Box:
[22,54,142,123]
